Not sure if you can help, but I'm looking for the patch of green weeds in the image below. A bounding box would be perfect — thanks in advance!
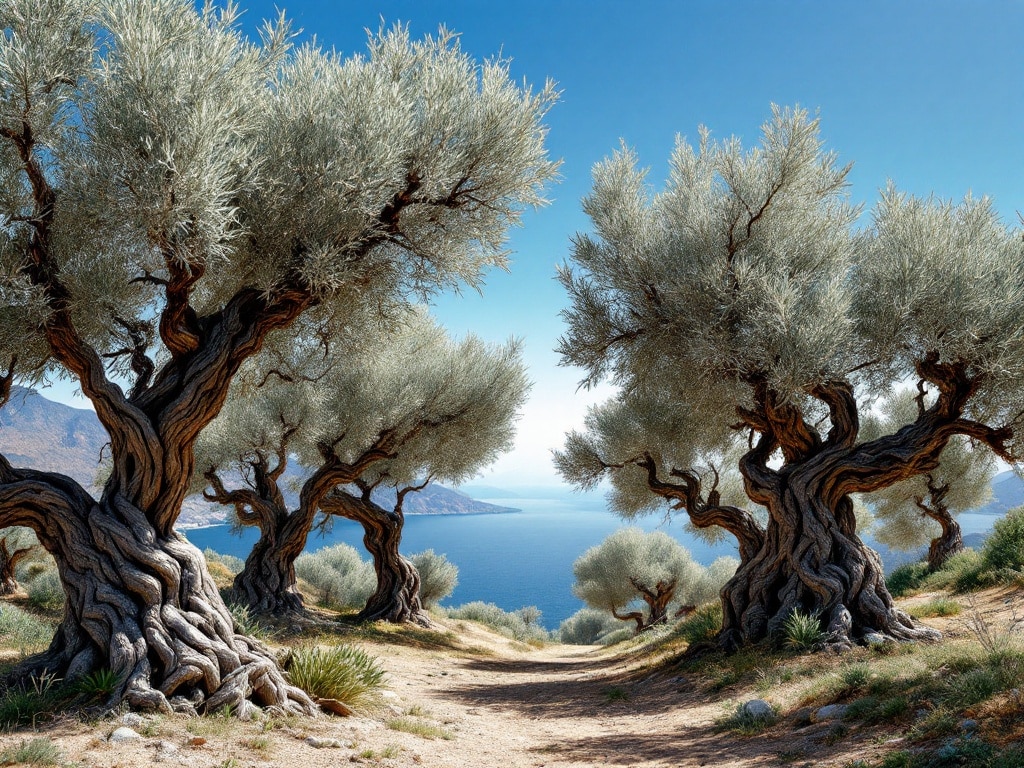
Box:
[716,702,778,736]
[910,597,962,618]
[0,736,61,766]
[783,610,825,651]
[386,716,454,740]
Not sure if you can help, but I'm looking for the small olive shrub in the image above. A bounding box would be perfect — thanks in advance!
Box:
[409,549,458,608]
[295,544,376,611]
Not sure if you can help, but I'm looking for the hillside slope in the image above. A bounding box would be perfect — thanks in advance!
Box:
[0,387,517,527]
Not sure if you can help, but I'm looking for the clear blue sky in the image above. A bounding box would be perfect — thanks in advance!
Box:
[48,1,1024,488]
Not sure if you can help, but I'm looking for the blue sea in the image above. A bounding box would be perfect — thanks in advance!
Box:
[184,492,1003,630]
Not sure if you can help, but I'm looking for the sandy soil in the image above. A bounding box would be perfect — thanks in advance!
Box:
[0,589,1019,768]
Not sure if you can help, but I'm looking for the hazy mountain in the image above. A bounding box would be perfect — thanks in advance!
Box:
[0,387,517,528]
[973,470,1024,515]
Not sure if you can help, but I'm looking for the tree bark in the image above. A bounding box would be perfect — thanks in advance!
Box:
[231,529,307,618]
[206,443,392,620]
[0,459,316,716]
[720,369,1012,651]
[633,577,676,630]
[925,510,964,572]
[0,537,32,596]
[320,488,431,627]
[916,477,964,571]
[719,472,937,651]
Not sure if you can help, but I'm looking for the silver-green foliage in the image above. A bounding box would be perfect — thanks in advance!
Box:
[443,601,550,643]
[558,106,1024,516]
[862,390,995,551]
[557,608,622,645]
[294,544,376,611]
[1,0,556,384]
[409,549,458,609]
[195,307,530,497]
[572,528,729,619]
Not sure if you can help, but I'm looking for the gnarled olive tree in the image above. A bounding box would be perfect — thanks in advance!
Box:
[198,310,528,625]
[557,107,1024,650]
[0,0,554,713]
[572,528,708,632]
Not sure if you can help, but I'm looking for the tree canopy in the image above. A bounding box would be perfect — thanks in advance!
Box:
[198,308,529,620]
[557,106,1024,649]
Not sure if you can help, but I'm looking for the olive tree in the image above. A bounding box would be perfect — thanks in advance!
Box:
[572,528,705,632]
[199,310,528,625]
[557,107,1024,650]
[862,390,995,570]
[0,0,555,714]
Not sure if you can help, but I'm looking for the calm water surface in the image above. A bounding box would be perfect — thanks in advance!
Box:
[185,496,1002,629]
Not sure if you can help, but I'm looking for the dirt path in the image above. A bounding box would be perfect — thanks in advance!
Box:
[365,624,878,768]
[3,599,1000,768]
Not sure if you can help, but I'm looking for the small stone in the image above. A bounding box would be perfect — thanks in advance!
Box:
[379,690,401,701]
[109,727,142,743]
[156,741,178,753]
[960,719,979,732]
[120,712,145,727]
[741,699,774,720]
[305,736,346,749]
[811,704,848,722]
[863,632,888,646]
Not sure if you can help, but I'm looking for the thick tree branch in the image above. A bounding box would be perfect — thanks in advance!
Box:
[202,468,279,535]
[811,380,859,450]
[634,454,765,562]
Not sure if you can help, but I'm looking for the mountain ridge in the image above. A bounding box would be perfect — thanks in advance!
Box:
[0,387,518,528]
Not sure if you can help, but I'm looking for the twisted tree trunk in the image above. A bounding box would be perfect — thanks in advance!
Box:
[926,513,964,572]
[916,477,964,571]
[0,536,32,596]
[719,469,937,651]
[321,487,431,627]
[206,443,392,620]
[0,461,316,716]
[721,370,1011,651]
[231,529,306,618]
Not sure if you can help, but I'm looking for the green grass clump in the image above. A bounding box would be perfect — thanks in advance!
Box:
[0,672,69,730]
[386,716,454,740]
[443,601,549,644]
[0,736,61,766]
[286,644,384,707]
[716,701,778,735]
[23,570,63,611]
[73,668,120,701]
[783,610,825,651]
[932,549,989,593]
[0,603,55,653]
[910,597,962,618]
[887,561,931,597]
[674,603,723,646]
[227,603,273,640]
